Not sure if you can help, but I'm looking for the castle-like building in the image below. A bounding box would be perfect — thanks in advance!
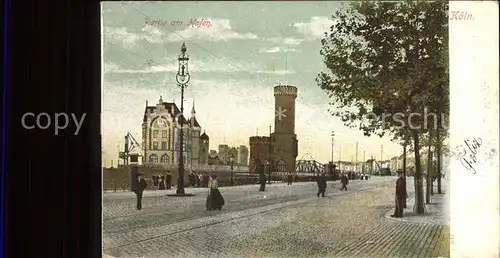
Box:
[207,145,249,166]
[141,96,209,166]
[249,85,298,173]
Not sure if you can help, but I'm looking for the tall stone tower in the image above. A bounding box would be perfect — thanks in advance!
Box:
[271,85,298,174]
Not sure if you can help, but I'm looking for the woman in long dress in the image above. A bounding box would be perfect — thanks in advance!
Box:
[207,175,224,211]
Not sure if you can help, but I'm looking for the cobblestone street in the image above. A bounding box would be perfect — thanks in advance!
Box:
[103,177,449,257]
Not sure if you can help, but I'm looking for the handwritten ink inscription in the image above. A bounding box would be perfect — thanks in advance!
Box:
[457,138,482,174]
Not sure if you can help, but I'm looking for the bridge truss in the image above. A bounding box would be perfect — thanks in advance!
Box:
[295,160,326,175]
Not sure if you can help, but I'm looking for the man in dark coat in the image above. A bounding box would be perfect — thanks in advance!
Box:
[391,170,406,217]
[166,172,172,190]
[135,174,148,210]
[287,172,293,185]
[317,173,327,197]
[158,176,166,190]
[340,173,348,191]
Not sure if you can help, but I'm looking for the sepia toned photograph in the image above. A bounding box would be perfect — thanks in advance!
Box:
[101,1,451,257]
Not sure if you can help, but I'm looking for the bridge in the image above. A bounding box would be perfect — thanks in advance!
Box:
[295,159,326,175]
[294,153,327,176]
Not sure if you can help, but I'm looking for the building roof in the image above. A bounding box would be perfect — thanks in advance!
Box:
[143,101,200,125]
[200,132,209,140]
[187,117,201,127]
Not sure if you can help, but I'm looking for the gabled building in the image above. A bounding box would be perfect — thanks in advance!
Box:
[141,96,209,166]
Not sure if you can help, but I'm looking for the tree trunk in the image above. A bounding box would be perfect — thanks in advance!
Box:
[426,131,432,204]
[437,126,442,194]
[412,130,425,214]
[403,142,407,208]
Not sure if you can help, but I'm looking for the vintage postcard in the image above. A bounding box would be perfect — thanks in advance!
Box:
[101,1,499,257]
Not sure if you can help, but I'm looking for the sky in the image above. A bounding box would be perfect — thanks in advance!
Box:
[101,1,403,166]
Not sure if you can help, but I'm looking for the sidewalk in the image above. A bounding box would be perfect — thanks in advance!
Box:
[386,179,449,226]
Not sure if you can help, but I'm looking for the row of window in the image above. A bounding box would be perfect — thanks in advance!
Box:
[152,142,190,151]
[152,141,169,150]
[153,130,169,139]
[149,154,169,163]
[152,130,200,138]
[149,154,187,164]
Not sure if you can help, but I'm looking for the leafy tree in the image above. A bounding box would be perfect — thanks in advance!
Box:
[317,1,448,214]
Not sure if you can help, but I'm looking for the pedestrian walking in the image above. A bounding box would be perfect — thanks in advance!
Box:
[317,172,327,197]
[166,172,172,190]
[206,175,225,211]
[158,176,165,190]
[135,174,148,210]
[340,173,348,191]
[391,170,406,218]
[287,172,293,185]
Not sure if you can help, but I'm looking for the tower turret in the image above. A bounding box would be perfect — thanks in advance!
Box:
[273,85,297,134]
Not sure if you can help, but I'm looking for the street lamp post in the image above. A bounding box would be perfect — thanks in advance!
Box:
[331,131,335,180]
[230,155,235,186]
[265,160,271,184]
[331,131,335,164]
[175,42,190,195]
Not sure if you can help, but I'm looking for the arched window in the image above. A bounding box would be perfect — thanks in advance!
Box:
[276,159,287,172]
[149,154,158,163]
[160,154,168,163]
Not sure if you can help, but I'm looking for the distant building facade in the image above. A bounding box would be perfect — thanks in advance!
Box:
[204,144,249,166]
[218,144,230,164]
[207,144,248,165]
[237,145,249,166]
[199,132,209,165]
[141,96,209,166]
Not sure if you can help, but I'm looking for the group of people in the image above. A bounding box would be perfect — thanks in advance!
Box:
[131,171,225,211]
[132,167,407,218]
[151,173,173,190]
[188,171,210,188]
[315,172,350,197]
